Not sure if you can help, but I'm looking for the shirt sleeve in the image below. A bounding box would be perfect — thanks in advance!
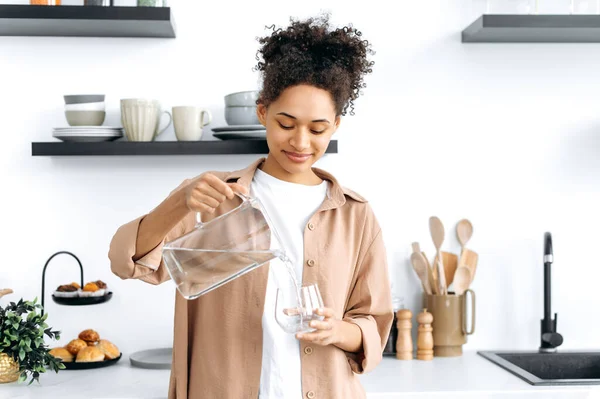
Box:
[108,181,190,286]
[342,228,393,374]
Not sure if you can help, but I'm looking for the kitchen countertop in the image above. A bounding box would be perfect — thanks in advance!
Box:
[1,351,599,399]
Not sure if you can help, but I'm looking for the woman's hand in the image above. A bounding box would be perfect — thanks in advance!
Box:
[296,308,340,346]
[184,173,247,214]
[295,308,363,352]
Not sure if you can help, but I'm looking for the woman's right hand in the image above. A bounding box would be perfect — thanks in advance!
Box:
[184,173,248,214]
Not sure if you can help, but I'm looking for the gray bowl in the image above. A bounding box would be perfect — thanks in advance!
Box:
[224,91,259,107]
[64,94,105,105]
[65,110,106,126]
[225,106,259,126]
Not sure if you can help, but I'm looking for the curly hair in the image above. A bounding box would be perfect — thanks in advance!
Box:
[254,14,374,116]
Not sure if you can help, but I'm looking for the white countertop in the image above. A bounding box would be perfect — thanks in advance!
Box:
[1,352,599,399]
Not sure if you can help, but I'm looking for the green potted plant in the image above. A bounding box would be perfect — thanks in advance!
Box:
[0,290,64,384]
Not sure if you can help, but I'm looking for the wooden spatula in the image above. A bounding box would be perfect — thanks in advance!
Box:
[410,242,432,295]
[459,248,479,282]
[441,251,458,287]
[429,216,447,295]
[0,288,13,298]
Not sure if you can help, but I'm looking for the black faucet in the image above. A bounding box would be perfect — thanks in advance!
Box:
[540,232,563,353]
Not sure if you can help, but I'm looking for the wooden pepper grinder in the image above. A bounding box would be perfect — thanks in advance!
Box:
[417,308,434,361]
[395,308,413,360]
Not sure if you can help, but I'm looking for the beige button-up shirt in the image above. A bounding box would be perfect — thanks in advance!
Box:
[108,158,393,399]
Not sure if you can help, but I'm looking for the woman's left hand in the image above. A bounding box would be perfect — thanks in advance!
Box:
[295,308,341,346]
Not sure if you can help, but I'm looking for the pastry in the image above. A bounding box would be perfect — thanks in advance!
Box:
[96,339,120,360]
[94,280,107,289]
[53,284,79,298]
[66,339,87,355]
[70,282,81,289]
[49,347,73,362]
[79,282,99,297]
[78,329,100,343]
[75,346,105,363]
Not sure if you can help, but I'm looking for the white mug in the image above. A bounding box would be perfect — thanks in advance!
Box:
[120,99,172,142]
[172,106,213,141]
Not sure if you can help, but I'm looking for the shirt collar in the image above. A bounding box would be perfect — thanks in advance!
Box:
[224,158,366,211]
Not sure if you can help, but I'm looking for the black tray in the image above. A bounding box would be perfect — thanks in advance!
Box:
[63,353,122,370]
[52,292,112,306]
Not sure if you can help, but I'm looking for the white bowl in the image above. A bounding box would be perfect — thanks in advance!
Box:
[224,91,259,107]
[225,106,259,125]
[65,110,106,126]
[64,102,106,111]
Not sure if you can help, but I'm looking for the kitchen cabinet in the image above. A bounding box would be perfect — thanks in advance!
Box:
[1,352,595,398]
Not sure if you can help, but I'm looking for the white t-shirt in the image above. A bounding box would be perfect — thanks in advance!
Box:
[252,168,328,399]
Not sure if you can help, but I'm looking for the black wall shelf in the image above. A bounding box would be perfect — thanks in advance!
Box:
[31,140,339,156]
[0,5,176,38]
[463,15,600,43]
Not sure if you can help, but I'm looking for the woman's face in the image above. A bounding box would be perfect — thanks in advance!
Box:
[257,84,340,180]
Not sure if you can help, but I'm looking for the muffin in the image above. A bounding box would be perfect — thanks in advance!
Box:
[53,284,79,298]
[66,339,88,355]
[49,347,73,362]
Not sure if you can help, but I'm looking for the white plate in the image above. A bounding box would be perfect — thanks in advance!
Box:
[52,130,123,137]
[213,131,266,140]
[53,135,122,142]
[129,348,172,370]
[212,125,265,132]
[53,126,123,131]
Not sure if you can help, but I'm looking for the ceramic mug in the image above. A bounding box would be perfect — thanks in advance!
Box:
[120,99,172,142]
[425,289,476,357]
[172,106,213,141]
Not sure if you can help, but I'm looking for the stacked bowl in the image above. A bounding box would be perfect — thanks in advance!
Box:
[212,91,265,140]
[54,94,123,142]
[224,91,259,125]
[64,95,106,126]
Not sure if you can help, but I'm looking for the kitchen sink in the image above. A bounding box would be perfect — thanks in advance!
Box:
[478,351,600,386]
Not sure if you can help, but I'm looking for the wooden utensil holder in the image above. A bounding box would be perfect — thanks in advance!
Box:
[425,290,475,357]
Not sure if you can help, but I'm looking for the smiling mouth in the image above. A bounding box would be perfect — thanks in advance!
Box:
[283,151,313,163]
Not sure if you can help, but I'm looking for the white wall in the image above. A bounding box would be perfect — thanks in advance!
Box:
[2,0,598,356]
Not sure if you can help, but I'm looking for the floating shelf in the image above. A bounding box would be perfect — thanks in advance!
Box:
[0,5,176,38]
[31,140,339,156]
[462,15,600,43]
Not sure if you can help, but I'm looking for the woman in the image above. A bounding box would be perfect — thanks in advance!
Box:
[109,15,393,399]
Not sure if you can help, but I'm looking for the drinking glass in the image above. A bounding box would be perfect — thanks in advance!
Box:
[275,284,325,334]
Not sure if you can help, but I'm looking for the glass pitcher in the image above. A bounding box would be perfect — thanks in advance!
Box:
[162,193,286,300]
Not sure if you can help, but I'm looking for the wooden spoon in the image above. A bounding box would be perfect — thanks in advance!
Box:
[429,216,447,295]
[411,242,433,295]
[453,267,472,296]
[456,219,473,252]
[0,288,13,298]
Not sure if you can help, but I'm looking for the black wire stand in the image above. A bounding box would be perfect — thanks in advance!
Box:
[41,251,112,316]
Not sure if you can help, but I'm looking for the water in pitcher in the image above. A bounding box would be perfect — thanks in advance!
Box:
[162,247,288,299]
